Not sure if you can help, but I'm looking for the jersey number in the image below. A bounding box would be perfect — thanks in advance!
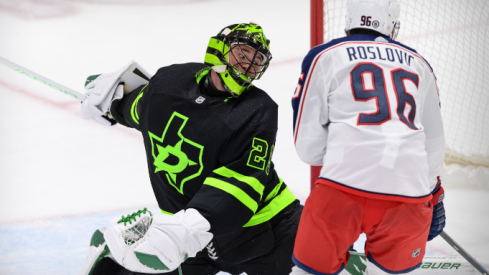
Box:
[351,63,419,130]
[247,138,269,170]
[360,16,372,26]
[293,73,304,99]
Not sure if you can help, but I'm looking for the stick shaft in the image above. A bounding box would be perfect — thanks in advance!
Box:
[0,56,86,101]
[440,231,488,275]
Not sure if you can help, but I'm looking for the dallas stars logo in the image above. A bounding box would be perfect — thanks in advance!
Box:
[148,112,204,194]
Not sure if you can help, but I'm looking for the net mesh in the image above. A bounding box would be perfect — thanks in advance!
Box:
[321,0,489,169]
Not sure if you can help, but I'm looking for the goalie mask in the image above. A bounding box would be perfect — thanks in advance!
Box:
[204,23,272,97]
[345,0,401,39]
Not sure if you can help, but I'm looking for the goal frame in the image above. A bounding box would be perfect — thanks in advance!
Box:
[310,0,324,189]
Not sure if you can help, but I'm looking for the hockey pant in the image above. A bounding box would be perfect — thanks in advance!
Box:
[293,184,432,275]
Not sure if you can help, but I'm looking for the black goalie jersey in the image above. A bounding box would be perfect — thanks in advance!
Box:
[110,63,296,239]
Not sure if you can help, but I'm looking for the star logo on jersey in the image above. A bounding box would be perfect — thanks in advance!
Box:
[148,112,204,194]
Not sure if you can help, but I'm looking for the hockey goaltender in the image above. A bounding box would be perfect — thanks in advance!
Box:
[78,22,303,275]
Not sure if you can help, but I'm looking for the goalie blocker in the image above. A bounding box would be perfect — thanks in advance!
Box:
[81,61,152,126]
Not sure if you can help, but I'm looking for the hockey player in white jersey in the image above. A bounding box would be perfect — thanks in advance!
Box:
[290,0,446,274]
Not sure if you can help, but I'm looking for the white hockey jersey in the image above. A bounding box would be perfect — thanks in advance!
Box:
[292,35,445,202]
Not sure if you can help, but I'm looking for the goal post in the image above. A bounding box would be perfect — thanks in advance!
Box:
[311,0,324,49]
[309,0,489,190]
[310,0,323,189]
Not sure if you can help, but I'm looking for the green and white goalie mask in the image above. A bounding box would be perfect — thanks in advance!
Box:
[204,23,272,97]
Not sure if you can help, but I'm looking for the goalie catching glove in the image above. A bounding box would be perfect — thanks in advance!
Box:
[104,208,213,273]
[81,61,152,126]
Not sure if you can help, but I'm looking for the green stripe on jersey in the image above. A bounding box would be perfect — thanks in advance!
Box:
[204,177,259,213]
[213,166,264,199]
[160,209,174,216]
[130,83,148,124]
[244,186,296,227]
[264,177,283,203]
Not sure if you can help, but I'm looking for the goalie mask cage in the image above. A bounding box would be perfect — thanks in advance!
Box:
[309,0,489,189]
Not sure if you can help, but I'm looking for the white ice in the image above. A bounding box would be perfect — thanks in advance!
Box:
[0,1,488,274]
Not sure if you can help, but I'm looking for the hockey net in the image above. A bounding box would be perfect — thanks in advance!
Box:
[310,0,489,188]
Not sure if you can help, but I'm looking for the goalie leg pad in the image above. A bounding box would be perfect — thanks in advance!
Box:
[79,227,118,275]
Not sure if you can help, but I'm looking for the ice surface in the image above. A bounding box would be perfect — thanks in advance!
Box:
[0,0,487,274]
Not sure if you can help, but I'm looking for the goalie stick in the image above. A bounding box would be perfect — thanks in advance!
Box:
[0,56,86,101]
[440,231,488,275]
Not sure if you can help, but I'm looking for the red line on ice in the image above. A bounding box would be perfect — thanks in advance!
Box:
[0,80,141,138]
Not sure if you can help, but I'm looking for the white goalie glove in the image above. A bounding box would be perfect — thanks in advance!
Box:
[104,208,213,273]
[81,60,152,126]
